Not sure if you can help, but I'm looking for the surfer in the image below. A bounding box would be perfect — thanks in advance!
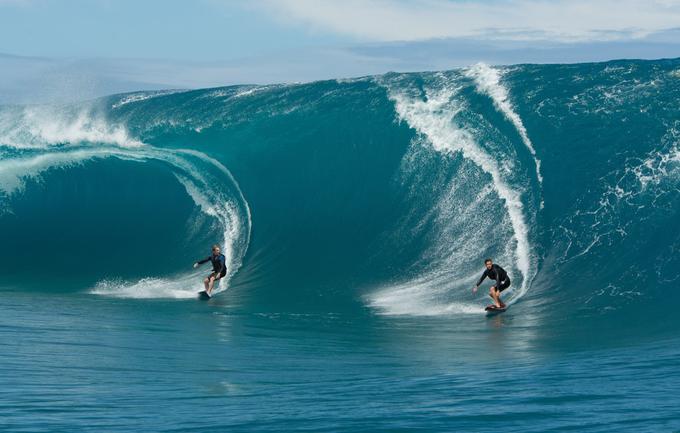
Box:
[473,258,510,309]
[193,245,227,296]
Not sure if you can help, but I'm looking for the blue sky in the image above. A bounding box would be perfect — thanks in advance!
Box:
[1,0,680,102]
[0,1,348,60]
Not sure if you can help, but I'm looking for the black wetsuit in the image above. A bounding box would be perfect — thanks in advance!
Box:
[476,264,511,292]
[197,253,227,278]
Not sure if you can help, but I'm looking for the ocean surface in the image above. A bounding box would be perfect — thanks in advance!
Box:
[1,58,679,432]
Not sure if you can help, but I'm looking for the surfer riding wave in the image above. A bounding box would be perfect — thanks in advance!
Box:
[473,258,511,309]
[193,245,227,296]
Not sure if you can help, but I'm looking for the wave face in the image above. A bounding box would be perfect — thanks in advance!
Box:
[1,59,679,332]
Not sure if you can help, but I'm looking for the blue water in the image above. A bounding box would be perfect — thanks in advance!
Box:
[1,58,680,432]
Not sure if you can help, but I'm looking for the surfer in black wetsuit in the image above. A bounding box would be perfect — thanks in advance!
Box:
[473,258,510,309]
[193,244,227,295]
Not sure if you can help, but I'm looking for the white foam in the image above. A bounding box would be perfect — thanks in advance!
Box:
[634,141,680,189]
[368,277,483,316]
[370,74,536,315]
[465,63,544,204]
[394,83,531,283]
[111,90,182,109]
[91,277,200,299]
[0,106,143,149]
[203,85,277,100]
[233,86,270,98]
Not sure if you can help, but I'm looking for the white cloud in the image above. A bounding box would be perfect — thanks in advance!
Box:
[255,0,680,42]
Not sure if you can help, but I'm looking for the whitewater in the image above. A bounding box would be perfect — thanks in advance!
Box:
[1,58,679,433]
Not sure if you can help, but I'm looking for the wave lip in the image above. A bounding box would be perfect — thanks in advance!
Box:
[465,63,544,205]
[111,90,184,109]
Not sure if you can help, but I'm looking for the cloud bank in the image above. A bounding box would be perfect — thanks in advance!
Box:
[256,0,680,42]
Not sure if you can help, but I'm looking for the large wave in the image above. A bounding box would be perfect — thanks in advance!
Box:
[1,58,678,328]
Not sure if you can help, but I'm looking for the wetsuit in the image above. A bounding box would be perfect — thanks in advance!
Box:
[197,253,227,278]
[476,264,511,292]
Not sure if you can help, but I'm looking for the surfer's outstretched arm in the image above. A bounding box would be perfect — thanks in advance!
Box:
[473,271,488,292]
[193,257,211,268]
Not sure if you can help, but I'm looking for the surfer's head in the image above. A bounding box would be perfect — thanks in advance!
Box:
[212,244,221,255]
[485,258,493,270]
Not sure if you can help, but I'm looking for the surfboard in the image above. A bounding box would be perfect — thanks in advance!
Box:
[485,304,507,315]
[198,290,211,300]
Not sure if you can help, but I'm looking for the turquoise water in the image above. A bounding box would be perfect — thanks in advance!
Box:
[1,59,680,432]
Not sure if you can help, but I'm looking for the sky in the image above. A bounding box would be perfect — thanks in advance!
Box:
[1,0,680,102]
